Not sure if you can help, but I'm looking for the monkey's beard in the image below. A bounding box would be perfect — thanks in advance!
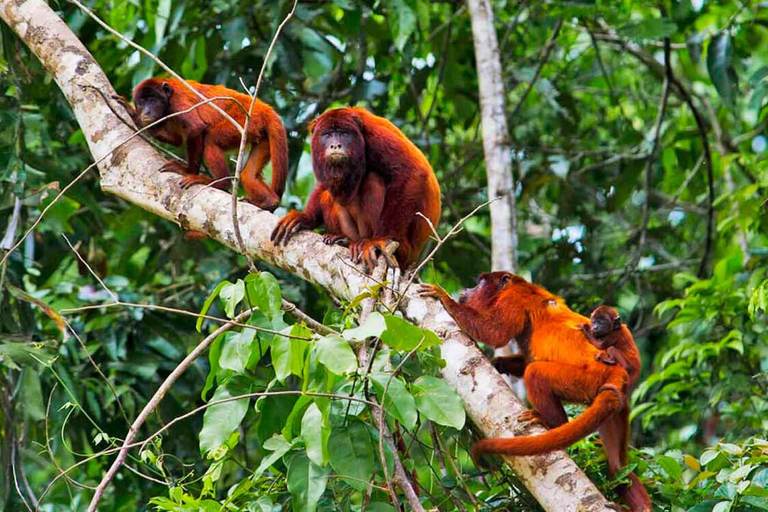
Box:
[318,154,365,204]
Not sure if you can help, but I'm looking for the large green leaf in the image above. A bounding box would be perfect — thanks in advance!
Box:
[287,452,330,512]
[301,403,330,466]
[272,324,311,382]
[219,279,245,319]
[314,334,357,375]
[219,329,255,374]
[369,373,417,430]
[248,271,282,319]
[380,314,440,351]
[411,376,465,429]
[328,418,374,490]
[384,0,416,52]
[618,18,677,42]
[342,311,386,342]
[707,33,738,111]
[199,384,249,455]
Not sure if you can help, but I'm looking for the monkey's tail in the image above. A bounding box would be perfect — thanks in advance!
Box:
[472,388,622,459]
[267,111,289,199]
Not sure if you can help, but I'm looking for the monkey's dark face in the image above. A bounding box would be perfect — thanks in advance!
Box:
[459,272,526,305]
[133,81,173,127]
[590,306,621,338]
[311,112,366,200]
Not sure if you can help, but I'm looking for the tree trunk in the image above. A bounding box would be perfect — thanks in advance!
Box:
[466,0,527,398]
[0,1,614,509]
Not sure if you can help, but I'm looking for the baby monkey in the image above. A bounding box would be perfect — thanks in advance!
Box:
[581,306,641,390]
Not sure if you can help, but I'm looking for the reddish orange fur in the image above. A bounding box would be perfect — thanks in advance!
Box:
[128,78,288,211]
[418,273,651,512]
[271,107,441,271]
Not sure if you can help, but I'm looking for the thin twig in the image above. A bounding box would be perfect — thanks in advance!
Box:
[68,0,243,135]
[282,299,340,336]
[508,19,563,121]
[230,0,298,273]
[394,198,497,310]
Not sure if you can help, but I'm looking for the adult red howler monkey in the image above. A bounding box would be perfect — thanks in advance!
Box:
[418,274,650,512]
[270,107,441,271]
[582,306,642,390]
[123,78,288,211]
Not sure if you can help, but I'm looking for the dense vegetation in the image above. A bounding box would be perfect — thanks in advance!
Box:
[2,0,768,510]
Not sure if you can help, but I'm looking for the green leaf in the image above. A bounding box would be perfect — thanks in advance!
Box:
[314,335,357,375]
[369,373,417,430]
[366,504,397,512]
[219,279,245,319]
[201,333,225,401]
[618,18,677,42]
[252,272,282,319]
[219,329,255,374]
[656,455,683,480]
[384,0,416,51]
[287,452,330,512]
[197,281,229,332]
[342,311,386,342]
[328,418,374,490]
[272,325,311,383]
[301,403,330,466]
[252,435,294,480]
[411,376,465,429]
[199,384,249,455]
[380,314,441,351]
[20,368,45,421]
[707,33,739,111]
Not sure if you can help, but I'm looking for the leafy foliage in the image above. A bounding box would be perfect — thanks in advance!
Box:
[1,0,768,509]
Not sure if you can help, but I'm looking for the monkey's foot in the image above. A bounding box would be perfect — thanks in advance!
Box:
[517,410,544,425]
[161,160,191,175]
[323,234,350,247]
[271,211,311,246]
[179,174,213,189]
[349,238,399,273]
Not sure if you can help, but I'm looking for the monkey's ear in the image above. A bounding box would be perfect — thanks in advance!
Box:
[307,117,317,134]
[613,316,622,329]
[499,274,512,288]
[162,82,174,98]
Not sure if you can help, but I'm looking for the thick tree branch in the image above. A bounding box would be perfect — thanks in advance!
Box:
[1,1,615,510]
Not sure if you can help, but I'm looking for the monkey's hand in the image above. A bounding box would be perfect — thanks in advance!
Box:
[349,238,399,273]
[271,210,313,246]
[595,351,617,366]
[416,283,450,304]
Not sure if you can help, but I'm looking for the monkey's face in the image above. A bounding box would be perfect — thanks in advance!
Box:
[311,113,366,199]
[133,81,173,127]
[590,307,621,337]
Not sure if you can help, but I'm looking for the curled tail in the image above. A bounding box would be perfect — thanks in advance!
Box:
[472,389,622,459]
[267,110,288,200]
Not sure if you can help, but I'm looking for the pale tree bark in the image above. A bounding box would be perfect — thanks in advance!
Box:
[466,0,527,398]
[1,1,614,510]
[466,0,518,273]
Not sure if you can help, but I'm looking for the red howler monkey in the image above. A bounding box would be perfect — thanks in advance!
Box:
[270,107,441,272]
[582,306,642,390]
[418,274,651,512]
[121,78,288,212]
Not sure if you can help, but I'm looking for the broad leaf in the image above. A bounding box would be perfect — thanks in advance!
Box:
[381,314,440,351]
[707,33,738,111]
[369,372,417,430]
[287,452,330,512]
[314,335,357,375]
[342,311,386,342]
[301,403,330,466]
[199,384,249,455]
[328,418,374,490]
[412,376,465,429]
